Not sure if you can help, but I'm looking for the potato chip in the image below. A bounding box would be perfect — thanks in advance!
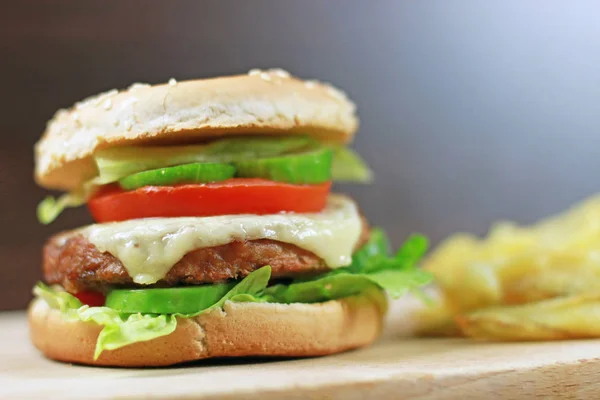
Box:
[420,194,600,340]
[457,294,600,340]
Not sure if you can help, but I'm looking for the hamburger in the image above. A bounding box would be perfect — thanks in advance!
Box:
[29,69,431,367]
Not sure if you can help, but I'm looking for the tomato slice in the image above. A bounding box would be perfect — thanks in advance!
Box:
[73,291,106,307]
[88,179,332,223]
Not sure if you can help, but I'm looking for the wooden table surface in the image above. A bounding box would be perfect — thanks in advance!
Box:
[1,305,599,400]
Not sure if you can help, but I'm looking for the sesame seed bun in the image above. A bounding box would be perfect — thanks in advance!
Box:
[28,290,385,367]
[35,69,358,191]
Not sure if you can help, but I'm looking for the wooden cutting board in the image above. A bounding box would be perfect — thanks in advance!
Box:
[2,302,600,400]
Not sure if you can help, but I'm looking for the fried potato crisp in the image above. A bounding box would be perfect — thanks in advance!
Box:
[419,195,600,340]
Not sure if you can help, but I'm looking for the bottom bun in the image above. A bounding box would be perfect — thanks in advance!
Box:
[28,292,386,367]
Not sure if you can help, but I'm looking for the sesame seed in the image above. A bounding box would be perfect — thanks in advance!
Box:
[75,100,90,110]
[55,109,69,119]
[304,80,318,89]
[326,86,348,101]
[270,68,290,78]
[260,72,272,81]
[103,99,112,110]
[93,89,118,107]
[129,83,150,91]
[248,69,262,76]
[99,90,118,102]
[72,112,79,122]
[168,78,177,86]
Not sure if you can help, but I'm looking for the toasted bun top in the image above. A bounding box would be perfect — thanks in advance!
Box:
[35,69,358,190]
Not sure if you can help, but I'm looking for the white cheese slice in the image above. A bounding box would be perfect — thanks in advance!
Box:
[78,194,362,285]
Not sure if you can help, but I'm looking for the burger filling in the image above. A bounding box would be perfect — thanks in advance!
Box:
[34,136,432,359]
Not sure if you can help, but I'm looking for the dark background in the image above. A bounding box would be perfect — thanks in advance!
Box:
[2,1,600,310]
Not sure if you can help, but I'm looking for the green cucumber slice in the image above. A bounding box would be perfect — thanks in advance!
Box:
[94,136,315,185]
[105,283,236,314]
[118,163,236,190]
[234,148,333,184]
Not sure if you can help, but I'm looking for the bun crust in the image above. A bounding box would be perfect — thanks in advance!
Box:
[35,70,358,190]
[28,292,385,367]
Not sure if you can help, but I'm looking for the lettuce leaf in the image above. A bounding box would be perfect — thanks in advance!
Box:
[33,229,431,358]
[365,269,432,298]
[36,180,101,225]
[34,283,84,311]
[209,265,271,308]
[37,193,87,225]
[86,310,177,359]
[34,284,177,359]
[330,146,373,183]
[264,230,431,302]
[34,273,271,360]
[34,266,274,359]
[344,228,391,273]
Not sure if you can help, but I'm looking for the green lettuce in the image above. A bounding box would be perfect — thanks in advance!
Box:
[33,229,431,358]
[37,192,86,225]
[330,146,373,183]
[209,264,271,308]
[263,230,431,302]
[37,179,101,225]
[34,284,177,360]
[33,266,273,360]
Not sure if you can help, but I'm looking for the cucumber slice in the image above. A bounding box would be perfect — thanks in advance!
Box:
[119,163,235,190]
[234,148,333,184]
[94,136,314,185]
[105,283,235,314]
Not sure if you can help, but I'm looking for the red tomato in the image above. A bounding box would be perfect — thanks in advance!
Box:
[74,291,106,307]
[88,179,332,223]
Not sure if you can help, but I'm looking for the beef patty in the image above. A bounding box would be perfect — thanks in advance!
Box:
[43,222,371,293]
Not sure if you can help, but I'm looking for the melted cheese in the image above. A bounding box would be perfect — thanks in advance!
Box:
[78,195,362,284]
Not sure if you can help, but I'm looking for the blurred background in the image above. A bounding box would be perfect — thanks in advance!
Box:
[2,1,600,310]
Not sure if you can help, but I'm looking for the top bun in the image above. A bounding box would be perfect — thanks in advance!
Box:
[35,69,358,190]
